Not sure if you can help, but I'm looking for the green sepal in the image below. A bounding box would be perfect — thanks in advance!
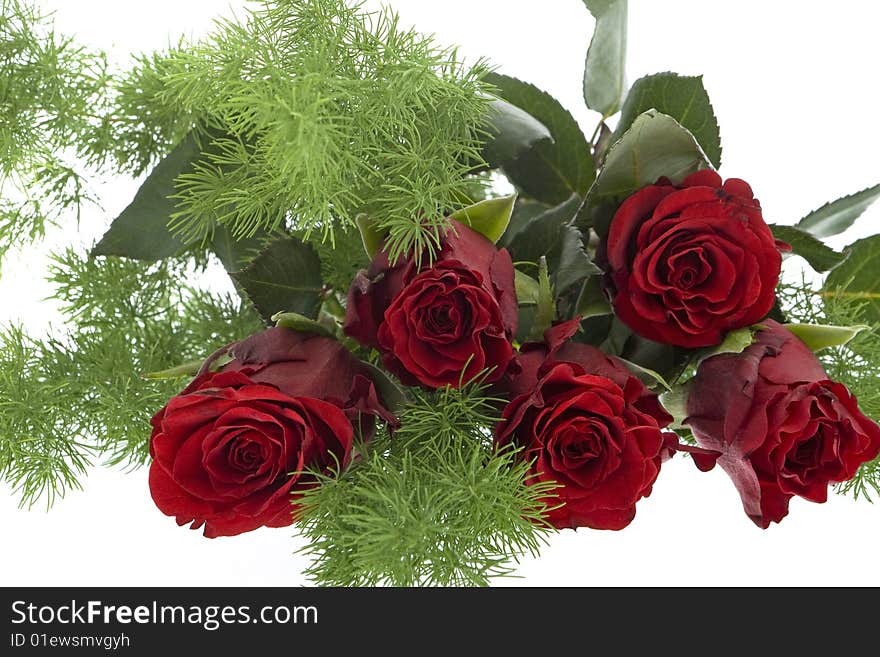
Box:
[515,269,540,306]
[616,356,671,391]
[272,311,337,339]
[785,323,870,352]
[142,353,233,380]
[659,381,693,428]
[691,325,761,368]
[528,256,555,341]
[355,213,384,259]
[450,193,517,244]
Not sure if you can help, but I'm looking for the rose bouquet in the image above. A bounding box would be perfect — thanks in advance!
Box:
[2,0,880,586]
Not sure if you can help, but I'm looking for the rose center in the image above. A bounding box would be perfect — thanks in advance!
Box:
[668,248,709,290]
[229,434,268,473]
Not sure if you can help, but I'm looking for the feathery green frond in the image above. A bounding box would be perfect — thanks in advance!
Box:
[0,251,262,508]
[296,382,555,587]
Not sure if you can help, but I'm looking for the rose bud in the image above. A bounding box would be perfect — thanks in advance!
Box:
[344,219,517,389]
[496,319,682,531]
[603,170,786,348]
[686,320,880,528]
[148,327,396,538]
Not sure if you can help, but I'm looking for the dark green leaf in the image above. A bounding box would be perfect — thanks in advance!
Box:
[769,224,847,272]
[450,194,516,244]
[824,235,880,323]
[575,275,612,318]
[616,356,671,391]
[583,0,628,116]
[786,323,870,352]
[210,224,269,272]
[231,236,324,324]
[613,72,721,168]
[485,72,595,205]
[92,132,201,260]
[482,98,553,168]
[360,362,408,413]
[507,194,581,266]
[550,225,601,294]
[500,199,551,247]
[576,109,711,236]
[796,183,880,239]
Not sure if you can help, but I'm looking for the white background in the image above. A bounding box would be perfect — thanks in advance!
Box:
[1,0,879,586]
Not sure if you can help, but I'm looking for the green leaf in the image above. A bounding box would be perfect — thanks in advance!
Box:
[769,224,847,273]
[231,236,324,324]
[450,194,517,244]
[577,109,711,235]
[360,362,408,413]
[515,269,540,306]
[272,311,336,339]
[507,194,581,265]
[616,356,671,391]
[485,72,595,205]
[210,225,269,272]
[482,98,554,168]
[613,72,721,168]
[92,131,200,260]
[500,198,551,247]
[785,323,870,352]
[142,353,233,380]
[575,275,612,318]
[583,0,628,116]
[797,183,880,239]
[551,225,601,294]
[824,235,880,323]
[355,213,384,258]
[659,382,693,428]
[528,256,555,341]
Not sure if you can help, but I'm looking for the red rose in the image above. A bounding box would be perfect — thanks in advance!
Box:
[149,327,395,538]
[604,170,785,348]
[686,320,880,528]
[495,319,676,530]
[344,219,517,388]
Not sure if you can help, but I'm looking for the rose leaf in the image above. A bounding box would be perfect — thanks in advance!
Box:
[824,234,880,323]
[575,275,612,318]
[613,72,721,168]
[796,183,880,239]
[232,236,324,324]
[485,72,595,205]
[576,109,712,236]
[92,131,198,261]
[582,0,628,117]
[482,98,553,168]
[769,224,848,272]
